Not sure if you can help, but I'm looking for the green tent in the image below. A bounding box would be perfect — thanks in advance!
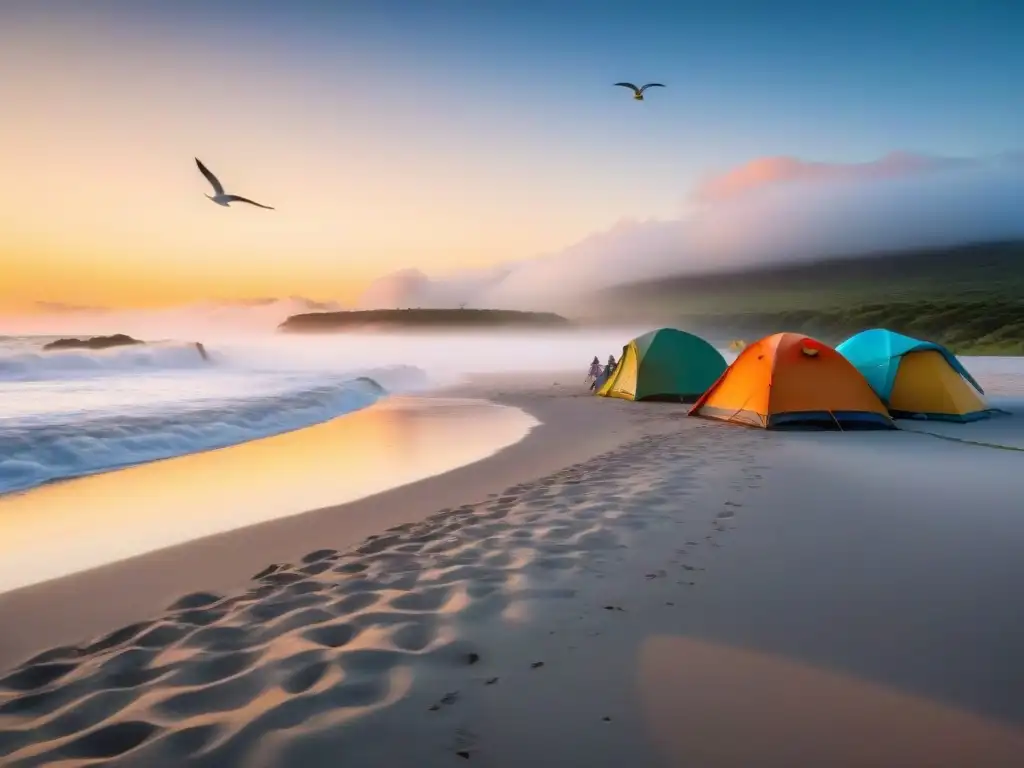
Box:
[597,328,727,402]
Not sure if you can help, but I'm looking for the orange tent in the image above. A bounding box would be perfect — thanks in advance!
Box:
[689,332,895,430]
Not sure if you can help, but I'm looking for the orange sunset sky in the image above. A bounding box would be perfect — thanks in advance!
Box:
[0,7,680,312]
[2,2,1020,311]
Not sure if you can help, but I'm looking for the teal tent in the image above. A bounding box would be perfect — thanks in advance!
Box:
[836,329,983,402]
[836,329,998,422]
[596,328,727,402]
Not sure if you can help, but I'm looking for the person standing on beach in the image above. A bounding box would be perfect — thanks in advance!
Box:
[592,355,618,393]
[587,356,603,389]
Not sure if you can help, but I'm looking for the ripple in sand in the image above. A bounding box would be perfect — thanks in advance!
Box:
[102,662,171,690]
[329,591,381,614]
[0,662,77,692]
[155,667,267,718]
[244,594,324,623]
[60,719,158,760]
[303,623,359,649]
[168,592,224,611]
[333,561,369,574]
[0,683,83,719]
[281,660,330,695]
[182,625,259,653]
[149,722,223,760]
[34,687,140,744]
[175,608,229,627]
[297,561,334,577]
[389,585,452,612]
[132,622,193,650]
[80,621,156,655]
[301,548,340,564]
[334,649,405,676]
[20,646,81,667]
[391,621,439,652]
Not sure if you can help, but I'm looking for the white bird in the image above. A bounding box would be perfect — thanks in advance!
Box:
[195,158,275,210]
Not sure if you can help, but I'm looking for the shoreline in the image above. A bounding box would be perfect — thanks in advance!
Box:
[0,396,537,592]
[0,373,660,670]
[0,368,391,500]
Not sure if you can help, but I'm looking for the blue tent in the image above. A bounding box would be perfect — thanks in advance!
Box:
[836,328,984,403]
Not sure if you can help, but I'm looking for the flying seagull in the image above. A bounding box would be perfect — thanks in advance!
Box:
[614,82,666,101]
[195,158,275,210]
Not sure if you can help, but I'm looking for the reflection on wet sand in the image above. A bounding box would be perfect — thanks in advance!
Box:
[638,636,1024,768]
[0,397,537,592]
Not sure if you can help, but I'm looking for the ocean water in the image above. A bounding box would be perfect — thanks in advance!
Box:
[4,320,1018,500]
[0,336,429,496]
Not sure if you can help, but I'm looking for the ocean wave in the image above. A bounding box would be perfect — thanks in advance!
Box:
[0,375,396,496]
[0,341,214,382]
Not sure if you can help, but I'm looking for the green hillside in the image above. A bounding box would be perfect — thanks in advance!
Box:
[598,241,1024,355]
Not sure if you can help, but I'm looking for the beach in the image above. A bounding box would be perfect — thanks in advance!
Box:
[1,368,1023,767]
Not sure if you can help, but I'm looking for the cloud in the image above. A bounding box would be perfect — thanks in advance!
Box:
[357,150,1024,312]
[355,265,516,311]
[354,267,512,310]
[33,301,109,313]
[691,151,978,203]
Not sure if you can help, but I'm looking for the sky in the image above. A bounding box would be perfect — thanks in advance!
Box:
[2,0,1023,311]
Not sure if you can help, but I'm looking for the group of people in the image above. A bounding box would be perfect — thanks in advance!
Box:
[586,354,618,392]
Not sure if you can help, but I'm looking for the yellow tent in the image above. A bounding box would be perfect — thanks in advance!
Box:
[837,329,992,422]
[888,350,989,421]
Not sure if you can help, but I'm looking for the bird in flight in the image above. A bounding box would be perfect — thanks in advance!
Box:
[195,158,275,210]
[614,82,666,101]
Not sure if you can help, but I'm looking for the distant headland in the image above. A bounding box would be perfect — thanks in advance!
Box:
[278,308,572,333]
[43,334,145,351]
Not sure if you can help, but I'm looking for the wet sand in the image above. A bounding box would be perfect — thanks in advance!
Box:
[1,368,1023,766]
[0,396,539,591]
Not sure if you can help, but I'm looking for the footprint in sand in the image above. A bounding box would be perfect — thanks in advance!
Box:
[0,429,727,766]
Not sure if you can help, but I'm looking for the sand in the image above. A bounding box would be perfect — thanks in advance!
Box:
[1,369,1023,766]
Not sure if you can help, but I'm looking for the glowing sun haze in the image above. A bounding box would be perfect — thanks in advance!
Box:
[1,1,1022,313]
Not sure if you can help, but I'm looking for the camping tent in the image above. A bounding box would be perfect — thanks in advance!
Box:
[836,329,991,422]
[689,332,895,429]
[597,328,727,402]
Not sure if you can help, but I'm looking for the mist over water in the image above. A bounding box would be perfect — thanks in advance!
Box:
[0,324,648,496]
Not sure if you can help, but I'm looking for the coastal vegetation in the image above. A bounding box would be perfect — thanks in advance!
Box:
[601,240,1024,355]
